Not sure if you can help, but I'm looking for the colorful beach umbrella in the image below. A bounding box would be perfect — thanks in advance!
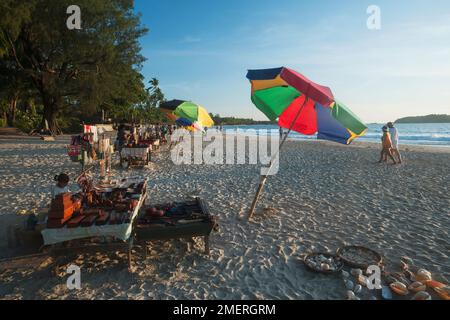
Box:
[246,67,367,219]
[247,67,367,144]
[160,100,183,121]
[160,99,214,128]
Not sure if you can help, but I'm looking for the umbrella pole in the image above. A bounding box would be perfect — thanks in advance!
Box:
[248,97,309,220]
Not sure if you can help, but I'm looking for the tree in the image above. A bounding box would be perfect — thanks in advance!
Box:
[129,78,166,124]
[0,54,34,126]
[0,0,148,134]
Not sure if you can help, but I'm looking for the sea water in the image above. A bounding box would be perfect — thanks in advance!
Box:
[220,123,450,147]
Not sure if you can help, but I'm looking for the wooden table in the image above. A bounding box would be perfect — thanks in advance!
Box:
[131,198,217,262]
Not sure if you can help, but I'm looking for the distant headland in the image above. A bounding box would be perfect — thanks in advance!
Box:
[395,114,450,124]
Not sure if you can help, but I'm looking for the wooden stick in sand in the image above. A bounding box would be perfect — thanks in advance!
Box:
[248,97,309,220]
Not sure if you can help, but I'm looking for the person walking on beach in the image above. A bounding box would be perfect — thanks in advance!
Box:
[279,126,283,138]
[379,126,397,164]
[387,122,402,163]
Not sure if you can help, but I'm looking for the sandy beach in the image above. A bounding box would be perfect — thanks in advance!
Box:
[0,134,449,300]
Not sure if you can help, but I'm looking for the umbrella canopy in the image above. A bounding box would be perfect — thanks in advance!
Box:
[247,67,367,144]
[160,99,214,128]
[173,101,214,128]
[160,99,187,111]
[160,99,184,121]
[175,117,193,127]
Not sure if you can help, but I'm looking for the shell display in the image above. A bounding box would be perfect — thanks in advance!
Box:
[351,268,362,276]
[424,279,446,289]
[390,282,409,296]
[345,280,354,290]
[416,269,432,282]
[321,263,331,271]
[357,274,368,287]
[381,285,393,300]
[354,284,362,294]
[304,253,342,273]
[400,256,414,266]
[434,286,450,300]
[341,270,350,278]
[411,291,431,300]
[404,270,416,282]
[346,290,357,300]
[408,281,426,293]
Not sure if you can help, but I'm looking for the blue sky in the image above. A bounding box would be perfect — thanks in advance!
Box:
[134,0,450,123]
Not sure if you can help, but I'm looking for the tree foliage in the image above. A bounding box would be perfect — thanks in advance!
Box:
[0,0,150,134]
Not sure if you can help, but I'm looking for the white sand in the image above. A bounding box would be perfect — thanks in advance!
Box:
[0,134,449,300]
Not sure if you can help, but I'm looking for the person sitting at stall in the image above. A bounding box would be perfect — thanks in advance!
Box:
[51,173,70,199]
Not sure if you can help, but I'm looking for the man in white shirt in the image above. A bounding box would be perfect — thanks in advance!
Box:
[387,122,402,163]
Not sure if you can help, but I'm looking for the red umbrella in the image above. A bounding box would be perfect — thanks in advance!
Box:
[246,67,336,219]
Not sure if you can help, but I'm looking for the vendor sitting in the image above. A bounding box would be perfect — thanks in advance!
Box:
[51,173,70,199]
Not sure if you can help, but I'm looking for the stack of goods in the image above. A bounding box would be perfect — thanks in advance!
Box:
[46,179,146,230]
[47,193,77,228]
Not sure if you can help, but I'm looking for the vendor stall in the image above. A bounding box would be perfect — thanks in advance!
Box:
[40,175,148,269]
[120,145,151,168]
[67,124,113,174]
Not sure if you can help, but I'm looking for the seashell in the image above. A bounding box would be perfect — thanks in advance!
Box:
[346,290,357,300]
[345,280,354,290]
[400,256,414,266]
[424,279,445,289]
[321,263,331,271]
[385,275,398,285]
[391,272,412,286]
[416,269,432,282]
[351,268,362,277]
[357,274,368,287]
[408,281,426,293]
[411,291,431,300]
[400,261,408,270]
[354,284,362,294]
[341,270,350,278]
[390,282,409,296]
[404,270,416,282]
[381,285,393,300]
[433,286,450,300]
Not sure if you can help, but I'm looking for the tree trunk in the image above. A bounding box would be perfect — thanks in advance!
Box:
[6,97,18,127]
[2,111,7,127]
[42,104,62,135]
[41,91,63,136]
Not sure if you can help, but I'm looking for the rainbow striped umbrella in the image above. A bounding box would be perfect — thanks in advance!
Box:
[247,67,367,144]
[246,67,367,218]
[160,99,214,129]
